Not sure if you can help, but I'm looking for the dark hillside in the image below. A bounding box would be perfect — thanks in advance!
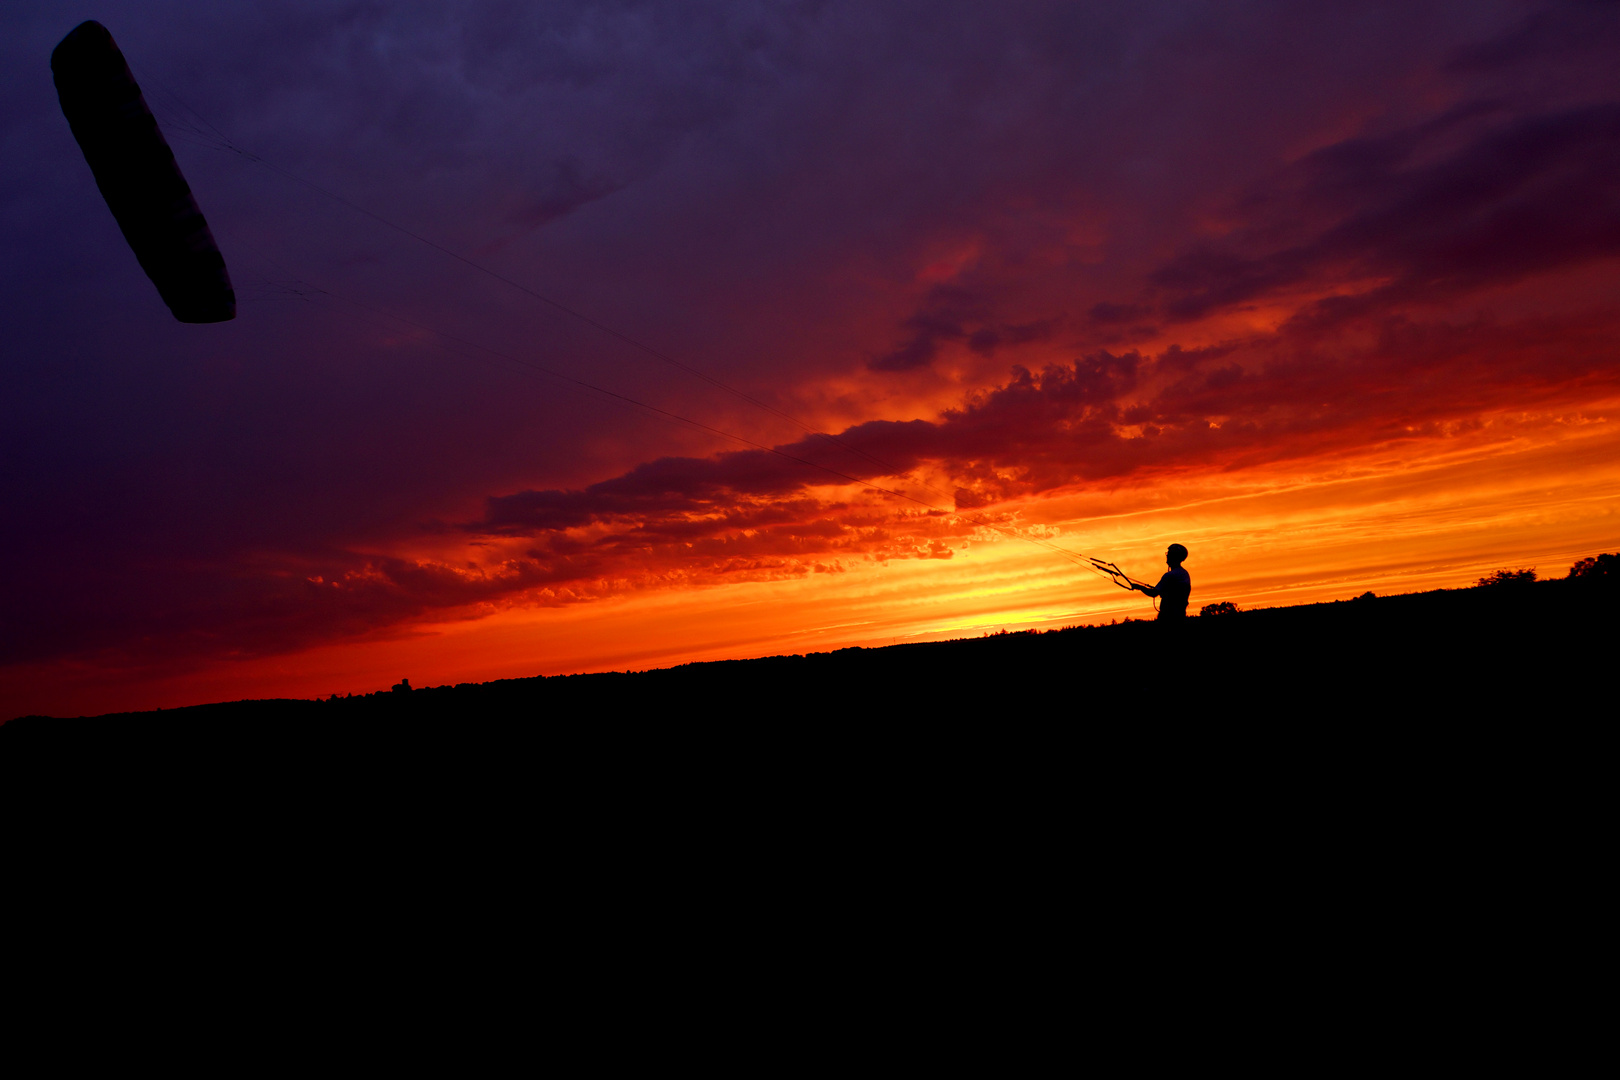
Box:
[5,578,1607,863]
[7,576,1610,743]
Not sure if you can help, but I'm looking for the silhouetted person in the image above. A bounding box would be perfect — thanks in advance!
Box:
[1132,544,1191,620]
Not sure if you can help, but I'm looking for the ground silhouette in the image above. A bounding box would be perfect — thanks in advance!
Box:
[7,567,1611,748]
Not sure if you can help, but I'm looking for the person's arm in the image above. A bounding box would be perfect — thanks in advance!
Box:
[1133,572,1173,598]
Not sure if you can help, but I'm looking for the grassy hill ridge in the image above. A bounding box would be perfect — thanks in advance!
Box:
[7,575,1610,733]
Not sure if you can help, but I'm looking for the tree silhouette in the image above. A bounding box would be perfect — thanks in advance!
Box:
[1568,553,1618,582]
[1200,601,1240,616]
[1476,568,1536,588]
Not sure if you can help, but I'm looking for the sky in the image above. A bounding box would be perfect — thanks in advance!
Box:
[4,1,1619,716]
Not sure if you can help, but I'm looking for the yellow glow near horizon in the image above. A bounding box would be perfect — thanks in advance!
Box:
[8,396,1613,718]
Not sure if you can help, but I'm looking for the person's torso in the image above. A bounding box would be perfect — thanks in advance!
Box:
[1157,567,1191,618]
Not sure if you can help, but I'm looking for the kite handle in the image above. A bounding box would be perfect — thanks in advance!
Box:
[1089,558,1138,591]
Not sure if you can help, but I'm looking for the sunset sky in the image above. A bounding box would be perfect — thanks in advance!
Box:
[5,1,1619,717]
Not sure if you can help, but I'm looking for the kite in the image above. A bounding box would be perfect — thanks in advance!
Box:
[52,21,234,323]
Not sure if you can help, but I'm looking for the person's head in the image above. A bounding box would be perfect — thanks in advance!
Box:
[1167,543,1188,568]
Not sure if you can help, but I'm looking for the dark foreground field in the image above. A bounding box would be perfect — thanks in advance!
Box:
[7,578,1610,742]
[5,579,1607,887]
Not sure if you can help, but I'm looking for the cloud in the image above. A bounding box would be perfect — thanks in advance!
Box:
[20,266,1619,673]
[1446,1,1620,76]
[507,157,621,230]
[869,284,1055,372]
[1127,102,1620,323]
[868,285,984,372]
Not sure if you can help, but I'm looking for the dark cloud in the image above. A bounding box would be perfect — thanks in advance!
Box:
[969,320,1054,356]
[508,157,620,230]
[869,285,984,372]
[1447,1,1620,76]
[870,284,1056,371]
[1129,101,1620,323]
[1088,302,1149,325]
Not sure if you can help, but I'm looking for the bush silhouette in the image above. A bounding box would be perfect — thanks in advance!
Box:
[1200,601,1240,616]
[1475,568,1536,587]
[1568,552,1618,582]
